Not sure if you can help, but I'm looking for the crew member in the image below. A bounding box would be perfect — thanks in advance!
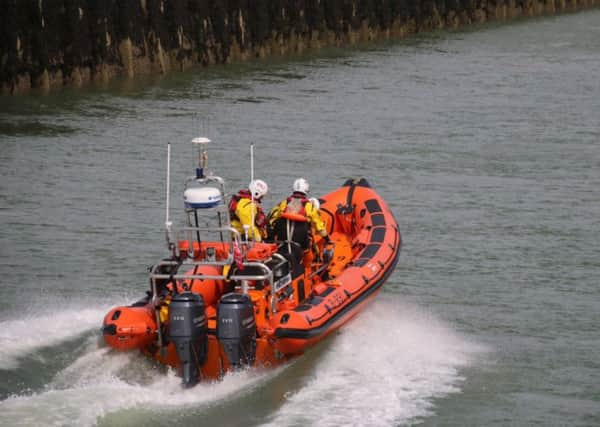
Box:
[268,178,329,256]
[229,179,268,242]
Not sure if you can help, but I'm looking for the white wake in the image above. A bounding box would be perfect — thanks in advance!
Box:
[0,306,116,370]
[0,335,288,427]
[261,298,486,426]
[0,297,485,427]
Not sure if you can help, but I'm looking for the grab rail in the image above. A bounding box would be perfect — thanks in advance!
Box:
[166,225,242,259]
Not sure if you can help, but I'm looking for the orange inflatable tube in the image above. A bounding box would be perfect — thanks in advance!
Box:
[271,178,401,354]
[101,178,401,383]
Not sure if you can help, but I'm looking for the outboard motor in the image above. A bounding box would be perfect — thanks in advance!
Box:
[168,292,207,387]
[217,293,256,368]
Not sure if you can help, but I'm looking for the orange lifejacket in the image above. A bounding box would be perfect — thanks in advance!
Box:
[281,193,309,223]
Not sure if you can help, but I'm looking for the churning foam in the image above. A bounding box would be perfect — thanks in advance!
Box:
[0,306,116,370]
[261,298,486,427]
[0,336,287,427]
[0,297,485,426]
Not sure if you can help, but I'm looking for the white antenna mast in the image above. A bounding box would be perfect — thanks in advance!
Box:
[166,143,171,225]
[250,143,255,241]
[250,143,255,183]
[165,143,173,250]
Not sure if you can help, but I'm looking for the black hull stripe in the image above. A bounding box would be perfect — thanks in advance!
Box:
[303,225,400,325]
[274,233,401,340]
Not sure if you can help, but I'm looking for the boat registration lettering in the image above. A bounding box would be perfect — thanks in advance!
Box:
[326,292,344,309]
[273,273,292,293]
[367,262,379,273]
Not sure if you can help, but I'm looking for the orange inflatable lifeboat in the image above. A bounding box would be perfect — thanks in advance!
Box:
[102,138,401,387]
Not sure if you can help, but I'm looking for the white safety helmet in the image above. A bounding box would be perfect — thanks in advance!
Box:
[293,178,310,195]
[249,179,268,199]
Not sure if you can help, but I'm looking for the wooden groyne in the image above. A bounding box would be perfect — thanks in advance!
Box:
[1,0,598,94]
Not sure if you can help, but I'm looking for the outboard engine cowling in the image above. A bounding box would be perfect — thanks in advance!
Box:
[168,292,207,387]
[217,293,256,368]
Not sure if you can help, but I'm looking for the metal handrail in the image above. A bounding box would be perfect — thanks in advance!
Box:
[149,234,293,352]
[166,225,242,258]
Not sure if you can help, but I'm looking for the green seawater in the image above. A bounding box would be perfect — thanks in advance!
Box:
[1,10,599,427]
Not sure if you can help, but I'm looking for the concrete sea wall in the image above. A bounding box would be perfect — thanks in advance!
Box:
[1,0,598,94]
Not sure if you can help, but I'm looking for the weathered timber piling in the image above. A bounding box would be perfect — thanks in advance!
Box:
[1,0,598,94]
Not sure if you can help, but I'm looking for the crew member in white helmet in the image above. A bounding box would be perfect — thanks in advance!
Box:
[228,179,268,241]
[268,178,329,261]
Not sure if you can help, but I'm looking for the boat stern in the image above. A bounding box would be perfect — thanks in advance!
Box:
[102,304,157,351]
